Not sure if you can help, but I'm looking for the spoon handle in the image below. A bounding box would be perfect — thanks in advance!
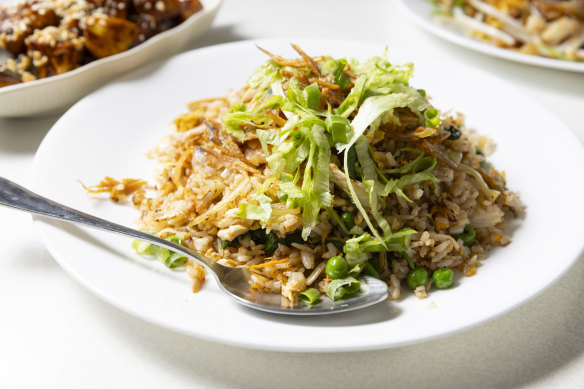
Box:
[0,176,220,272]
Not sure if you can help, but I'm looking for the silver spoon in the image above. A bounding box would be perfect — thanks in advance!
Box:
[0,177,388,315]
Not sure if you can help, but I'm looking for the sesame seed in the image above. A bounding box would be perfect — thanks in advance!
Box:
[155,1,166,12]
[21,70,36,82]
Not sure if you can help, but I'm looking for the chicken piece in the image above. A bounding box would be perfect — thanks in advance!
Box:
[25,27,84,77]
[84,14,139,58]
[525,13,546,35]
[0,55,32,83]
[178,0,203,19]
[541,16,581,45]
[59,1,130,32]
[0,1,60,55]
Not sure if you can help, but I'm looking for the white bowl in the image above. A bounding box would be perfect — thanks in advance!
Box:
[0,0,222,117]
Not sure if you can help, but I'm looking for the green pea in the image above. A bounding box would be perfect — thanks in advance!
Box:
[432,268,454,289]
[455,226,476,246]
[407,268,429,290]
[299,288,320,305]
[340,211,355,230]
[325,256,349,279]
[332,59,350,89]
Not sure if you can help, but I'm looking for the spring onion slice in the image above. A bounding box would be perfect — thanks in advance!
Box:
[304,83,321,109]
[400,251,415,270]
[363,261,380,278]
[325,206,350,235]
[299,288,321,304]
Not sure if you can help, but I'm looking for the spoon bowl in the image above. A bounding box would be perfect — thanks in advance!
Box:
[0,177,389,315]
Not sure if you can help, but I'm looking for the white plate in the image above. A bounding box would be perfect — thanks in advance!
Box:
[0,0,222,117]
[31,38,584,352]
[396,0,584,73]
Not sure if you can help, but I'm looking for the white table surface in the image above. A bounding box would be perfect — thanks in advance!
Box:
[1,1,583,388]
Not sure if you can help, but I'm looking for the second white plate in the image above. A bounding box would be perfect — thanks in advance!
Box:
[31,38,584,352]
[396,0,584,73]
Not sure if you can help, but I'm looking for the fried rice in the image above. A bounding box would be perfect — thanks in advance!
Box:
[87,45,523,303]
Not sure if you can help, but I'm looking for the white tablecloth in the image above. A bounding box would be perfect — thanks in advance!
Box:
[1,1,583,387]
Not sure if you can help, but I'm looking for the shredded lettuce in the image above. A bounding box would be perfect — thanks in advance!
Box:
[257,129,277,155]
[298,124,332,239]
[343,228,416,266]
[385,149,434,174]
[354,136,388,246]
[364,179,391,237]
[250,121,334,239]
[243,60,284,104]
[224,63,286,139]
[343,233,374,265]
[337,75,366,118]
[340,93,417,152]
[326,276,361,300]
[131,235,187,268]
[223,95,285,140]
[336,92,423,246]
[381,151,439,202]
[233,50,440,266]
[237,194,273,223]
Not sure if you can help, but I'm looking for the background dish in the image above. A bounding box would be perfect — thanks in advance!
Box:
[0,0,222,117]
[31,38,584,352]
[396,0,584,73]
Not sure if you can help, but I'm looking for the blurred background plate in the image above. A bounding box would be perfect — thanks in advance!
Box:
[396,0,584,73]
[0,0,222,117]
